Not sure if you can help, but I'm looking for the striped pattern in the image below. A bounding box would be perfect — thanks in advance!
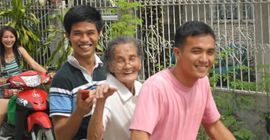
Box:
[49,62,94,116]
[1,59,21,78]
[49,60,106,139]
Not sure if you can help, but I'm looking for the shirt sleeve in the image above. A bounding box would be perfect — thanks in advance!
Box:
[129,82,161,135]
[49,73,73,117]
[202,78,220,124]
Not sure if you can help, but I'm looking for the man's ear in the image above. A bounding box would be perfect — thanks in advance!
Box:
[173,47,181,56]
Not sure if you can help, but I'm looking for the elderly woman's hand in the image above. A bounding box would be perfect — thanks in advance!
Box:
[95,83,117,100]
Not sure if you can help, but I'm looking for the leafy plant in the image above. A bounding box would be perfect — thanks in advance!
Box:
[198,92,255,140]
[43,8,71,69]
[106,0,143,39]
[218,91,255,139]
[0,0,40,54]
[256,64,270,93]
[255,64,270,135]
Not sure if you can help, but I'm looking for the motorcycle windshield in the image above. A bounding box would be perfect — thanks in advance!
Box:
[20,75,41,87]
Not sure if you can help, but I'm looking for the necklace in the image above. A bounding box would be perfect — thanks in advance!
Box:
[5,54,15,63]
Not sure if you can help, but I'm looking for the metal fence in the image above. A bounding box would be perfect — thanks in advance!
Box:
[1,0,270,92]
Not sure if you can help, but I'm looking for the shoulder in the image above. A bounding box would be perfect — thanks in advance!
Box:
[134,80,142,89]
[197,76,211,87]
[92,63,107,81]
[143,69,170,86]
[17,46,28,58]
[17,46,26,53]
[51,62,84,89]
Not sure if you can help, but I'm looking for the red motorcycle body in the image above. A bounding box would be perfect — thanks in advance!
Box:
[0,70,54,140]
[17,89,47,111]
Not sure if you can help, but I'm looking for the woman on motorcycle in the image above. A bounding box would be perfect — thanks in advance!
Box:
[0,26,47,127]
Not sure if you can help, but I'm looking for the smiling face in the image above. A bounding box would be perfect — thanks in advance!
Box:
[1,30,16,49]
[66,21,101,60]
[174,34,216,81]
[110,42,141,88]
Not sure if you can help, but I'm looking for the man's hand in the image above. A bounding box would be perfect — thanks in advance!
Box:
[75,89,96,116]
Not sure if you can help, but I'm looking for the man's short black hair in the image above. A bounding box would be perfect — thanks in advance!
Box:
[63,5,103,35]
[174,21,216,48]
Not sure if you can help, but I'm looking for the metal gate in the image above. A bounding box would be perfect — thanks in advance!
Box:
[136,0,270,92]
[1,0,270,92]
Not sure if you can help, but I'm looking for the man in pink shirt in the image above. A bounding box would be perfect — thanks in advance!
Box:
[130,21,236,140]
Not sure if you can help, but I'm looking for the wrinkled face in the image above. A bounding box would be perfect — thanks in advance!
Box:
[66,22,101,60]
[110,43,141,87]
[1,31,16,49]
[174,35,215,79]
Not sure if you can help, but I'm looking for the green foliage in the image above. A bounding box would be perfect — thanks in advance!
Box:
[230,79,256,91]
[256,64,270,134]
[43,9,71,69]
[206,44,270,139]
[256,64,270,93]
[233,128,255,140]
[0,0,40,54]
[198,92,255,140]
[210,44,256,91]
[216,93,255,139]
[206,45,257,139]
[106,0,143,39]
[265,112,270,120]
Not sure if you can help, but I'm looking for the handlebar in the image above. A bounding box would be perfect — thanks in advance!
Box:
[47,66,56,72]
[0,70,51,89]
[0,83,11,89]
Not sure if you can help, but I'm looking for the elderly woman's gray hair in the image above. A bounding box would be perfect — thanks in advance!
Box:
[103,36,143,72]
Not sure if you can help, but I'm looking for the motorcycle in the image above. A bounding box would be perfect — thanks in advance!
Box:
[0,70,54,140]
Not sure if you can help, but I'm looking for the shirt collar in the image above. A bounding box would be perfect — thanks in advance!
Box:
[67,54,103,71]
[107,73,139,102]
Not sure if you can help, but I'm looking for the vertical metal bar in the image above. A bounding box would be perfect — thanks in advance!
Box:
[253,1,258,88]
[145,5,151,78]
[184,0,188,22]
[268,2,270,53]
[259,1,265,80]
[137,0,144,80]
[191,0,194,20]
[231,1,235,85]
[244,0,250,86]
[203,0,206,23]
[167,0,173,67]
[223,1,230,89]
[216,0,224,88]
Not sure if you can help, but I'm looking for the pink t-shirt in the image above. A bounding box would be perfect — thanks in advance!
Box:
[130,69,220,140]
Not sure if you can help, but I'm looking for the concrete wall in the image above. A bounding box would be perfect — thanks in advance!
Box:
[214,90,270,139]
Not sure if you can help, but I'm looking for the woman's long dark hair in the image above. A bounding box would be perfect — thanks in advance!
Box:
[0,26,21,67]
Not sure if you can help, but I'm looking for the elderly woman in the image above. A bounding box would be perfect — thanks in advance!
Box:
[87,36,143,140]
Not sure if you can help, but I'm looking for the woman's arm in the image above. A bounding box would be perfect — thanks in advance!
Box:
[18,46,47,73]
